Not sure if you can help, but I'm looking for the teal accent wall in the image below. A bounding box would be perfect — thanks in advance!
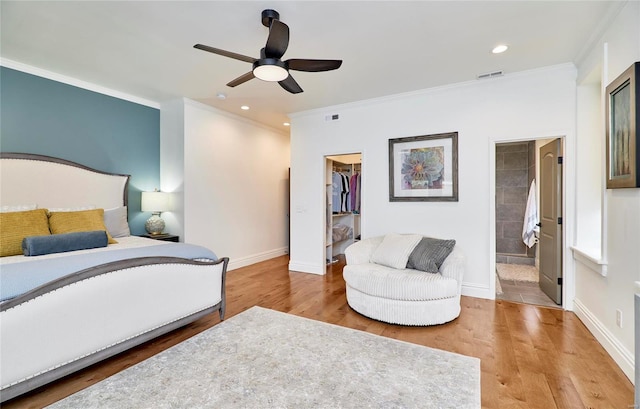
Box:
[0,67,160,235]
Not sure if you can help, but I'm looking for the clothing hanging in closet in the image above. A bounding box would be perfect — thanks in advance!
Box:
[332,171,342,213]
[332,170,351,213]
[333,169,361,214]
[340,172,350,212]
[349,172,361,213]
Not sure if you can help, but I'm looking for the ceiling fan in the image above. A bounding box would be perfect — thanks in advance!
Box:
[194,9,342,94]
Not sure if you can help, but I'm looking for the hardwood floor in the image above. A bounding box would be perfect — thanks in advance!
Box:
[4,255,634,408]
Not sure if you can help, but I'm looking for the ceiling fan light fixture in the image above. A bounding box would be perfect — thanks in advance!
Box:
[194,9,342,94]
[253,59,288,82]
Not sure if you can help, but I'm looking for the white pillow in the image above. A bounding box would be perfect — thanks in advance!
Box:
[0,204,37,213]
[47,205,96,212]
[371,233,423,269]
[104,206,131,238]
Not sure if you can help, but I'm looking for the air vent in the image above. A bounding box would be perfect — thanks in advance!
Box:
[325,114,340,121]
[477,70,504,80]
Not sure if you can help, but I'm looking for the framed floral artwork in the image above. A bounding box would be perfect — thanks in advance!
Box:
[389,132,458,201]
[606,61,639,189]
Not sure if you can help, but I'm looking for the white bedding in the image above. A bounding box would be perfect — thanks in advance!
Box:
[0,236,165,265]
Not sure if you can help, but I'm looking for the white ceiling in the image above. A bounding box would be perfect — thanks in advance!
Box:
[0,1,622,133]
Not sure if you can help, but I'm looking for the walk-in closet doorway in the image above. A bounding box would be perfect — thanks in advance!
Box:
[324,153,362,266]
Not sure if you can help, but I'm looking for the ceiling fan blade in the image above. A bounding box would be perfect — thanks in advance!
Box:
[279,74,303,94]
[264,19,289,59]
[194,44,256,64]
[227,71,256,87]
[287,59,342,72]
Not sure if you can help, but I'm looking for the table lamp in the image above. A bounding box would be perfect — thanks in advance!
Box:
[141,190,171,235]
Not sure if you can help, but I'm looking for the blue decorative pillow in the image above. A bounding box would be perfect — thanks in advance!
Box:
[406,237,456,273]
[22,230,108,256]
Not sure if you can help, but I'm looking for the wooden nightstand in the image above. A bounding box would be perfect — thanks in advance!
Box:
[139,233,180,242]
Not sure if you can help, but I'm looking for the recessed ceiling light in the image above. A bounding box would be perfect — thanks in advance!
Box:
[241,105,250,110]
[283,122,290,127]
[492,45,508,54]
[216,92,227,100]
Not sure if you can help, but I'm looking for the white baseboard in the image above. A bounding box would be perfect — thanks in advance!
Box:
[227,247,288,271]
[462,282,492,299]
[288,261,324,275]
[573,298,634,383]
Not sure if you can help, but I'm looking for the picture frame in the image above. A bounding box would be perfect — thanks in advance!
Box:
[606,61,639,189]
[389,132,458,201]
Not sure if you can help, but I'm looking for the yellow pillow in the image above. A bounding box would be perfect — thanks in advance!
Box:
[48,209,117,244]
[0,209,51,257]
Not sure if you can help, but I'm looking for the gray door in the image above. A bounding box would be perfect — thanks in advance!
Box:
[538,139,563,304]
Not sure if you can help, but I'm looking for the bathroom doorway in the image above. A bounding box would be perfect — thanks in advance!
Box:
[495,139,562,308]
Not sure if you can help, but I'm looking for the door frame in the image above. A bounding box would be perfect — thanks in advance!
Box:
[323,150,365,267]
[488,135,575,310]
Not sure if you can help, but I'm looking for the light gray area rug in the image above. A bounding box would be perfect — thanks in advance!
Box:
[496,263,538,282]
[50,307,480,409]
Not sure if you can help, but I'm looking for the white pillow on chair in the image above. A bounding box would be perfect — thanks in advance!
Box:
[371,233,422,269]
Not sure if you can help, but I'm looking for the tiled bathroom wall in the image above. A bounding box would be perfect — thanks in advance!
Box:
[496,141,536,264]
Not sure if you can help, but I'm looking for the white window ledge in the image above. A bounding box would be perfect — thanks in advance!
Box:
[571,246,607,277]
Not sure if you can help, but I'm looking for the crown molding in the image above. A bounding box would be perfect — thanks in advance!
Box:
[1,58,160,109]
[290,63,576,119]
[182,98,288,137]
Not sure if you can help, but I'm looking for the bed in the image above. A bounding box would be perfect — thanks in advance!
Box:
[0,153,228,402]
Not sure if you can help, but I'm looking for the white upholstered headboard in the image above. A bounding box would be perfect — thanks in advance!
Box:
[0,153,130,210]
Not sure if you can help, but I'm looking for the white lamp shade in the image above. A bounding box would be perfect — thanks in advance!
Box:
[141,191,171,213]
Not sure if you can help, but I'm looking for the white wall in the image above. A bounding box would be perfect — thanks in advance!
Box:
[289,64,577,300]
[573,0,640,383]
[574,81,603,254]
[161,99,290,270]
[160,99,186,240]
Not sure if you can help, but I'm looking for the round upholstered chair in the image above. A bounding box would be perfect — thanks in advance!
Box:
[342,234,465,326]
